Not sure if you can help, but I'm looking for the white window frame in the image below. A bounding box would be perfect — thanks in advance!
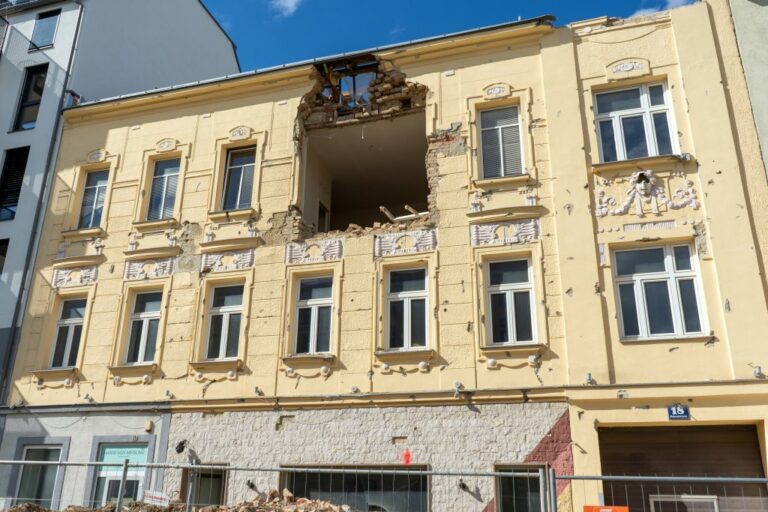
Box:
[50,299,86,368]
[124,292,162,365]
[385,268,429,351]
[221,147,255,211]
[479,106,525,179]
[613,244,707,340]
[14,445,62,507]
[79,170,109,229]
[486,259,536,345]
[294,277,333,355]
[495,466,547,512]
[147,159,179,221]
[29,9,61,51]
[205,286,243,360]
[595,82,678,162]
[649,495,719,512]
[92,445,146,507]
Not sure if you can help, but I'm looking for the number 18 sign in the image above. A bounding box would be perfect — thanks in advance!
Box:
[667,404,690,420]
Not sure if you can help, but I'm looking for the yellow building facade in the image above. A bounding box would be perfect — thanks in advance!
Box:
[2,1,768,511]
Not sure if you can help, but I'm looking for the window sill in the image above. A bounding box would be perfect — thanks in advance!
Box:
[61,227,104,241]
[189,359,242,373]
[52,253,105,269]
[28,44,54,53]
[374,348,436,362]
[592,154,691,173]
[479,343,544,355]
[31,367,78,384]
[619,334,712,344]
[132,218,179,233]
[466,205,547,223]
[108,363,159,376]
[208,208,257,223]
[123,246,181,261]
[199,236,261,253]
[281,354,336,367]
[472,174,533,190]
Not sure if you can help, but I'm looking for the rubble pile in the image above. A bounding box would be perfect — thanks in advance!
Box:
[4,490,350,512]
[367,70,428,111]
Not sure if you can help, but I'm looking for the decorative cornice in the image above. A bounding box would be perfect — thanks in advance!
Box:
[201,249,255,273]
[286,238,343,264]
[52,266,98,288]
[124,246,182,261]
[374,229,437,257]
[124,258,175,280]
[469,218,539,247]
[52,254,105,269]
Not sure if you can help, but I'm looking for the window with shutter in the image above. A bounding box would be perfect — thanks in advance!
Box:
[480,107,523,179]
[0,147,30,221]
[147,158,180,220]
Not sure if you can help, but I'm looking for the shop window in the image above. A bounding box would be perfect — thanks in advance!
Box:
[496,468,544,512]
[147,159,179,221]
[91,444,147,507]
[282,466,428,511]
[487,260,535,345]
[294,277,333,354]
[15,64,48,131]
[15,446,61,508]
[50,298,86,368]
[78,170,109,229]
[125,291,162,364]
[386,269,428,350]
[480,106,524,178]
[29,10,60,50]
[221,147,255,211]
[206,285,243,360]
[0,147,30,221]
[595,83,676,162]
[613,244,705,339]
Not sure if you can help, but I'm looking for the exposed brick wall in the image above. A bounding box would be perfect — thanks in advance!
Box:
[525,410,573,494]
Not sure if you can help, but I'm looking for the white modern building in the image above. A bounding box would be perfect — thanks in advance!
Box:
[0,0,239,413]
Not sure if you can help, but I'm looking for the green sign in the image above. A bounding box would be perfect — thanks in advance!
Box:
[98,444,148,470]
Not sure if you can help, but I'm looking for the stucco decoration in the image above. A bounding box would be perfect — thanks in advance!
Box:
[595,170,698,218]
[623,220,676,232]
[201,249,255,273]
[374,229,437,257]
[53,266,98,288]
[128,232,140,251]
[286,239,343,264]
[124,258,175,280]
[86,149,107,163]
[482,83,512,100]
[606,57,650,80]
[470,219,540,247]
[229,126,253,141]
[156,138,178,152]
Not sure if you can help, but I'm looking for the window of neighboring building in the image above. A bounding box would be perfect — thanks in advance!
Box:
[0,239,8,274]
[50,298,86,368]
[147,158,180,221]
[29,10,60,50]
[487,260,535,345]
[282,466,428,511]
[0,147,30,221]
[78,170,109,229]
[221,147,255,211]
[595,83,675,162]
[496,468,544,512]
[15,446,61,508]
[614,244,705,339]
[295,277,333,354]
[15,64,48,131]
[387,269,428,350]
[92,444,147,506]
[125,292,162,364]
[480,106,523,178]
[206,285,243,360]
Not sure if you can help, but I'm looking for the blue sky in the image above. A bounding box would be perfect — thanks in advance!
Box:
[201,0,695,72]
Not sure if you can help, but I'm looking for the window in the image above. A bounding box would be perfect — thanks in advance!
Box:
[0,147,30,221]
[317,202,329,233]
[595,83,676,162]
[206,285,243,360]
[497,468,544,512]
[221,147,255,211]
[295,277,333,354]
[387,269,428,350]
[487,260,535,345]
[50,299,86,368]
[15,64,48,131]
[15,446,61,508]
[147,159,179,220]
[283,466,428,511]
[92,444,147,507]
[125,292,162,364]
[181,467,227,507]
[78,170,109,229]
[0,239,8,274]
[614,245,704,339]
[29,10,60,50]
[480,106,523,178]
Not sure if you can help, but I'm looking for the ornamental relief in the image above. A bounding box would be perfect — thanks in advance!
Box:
[53,266,98,288]
[124,258,175,280]
[286,239,343,264]
[595,170,698,218]
[201,249,255,273]
[470,218,539,247]
[374,229,437,257]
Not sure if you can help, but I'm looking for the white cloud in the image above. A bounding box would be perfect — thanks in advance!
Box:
[630,0,695,17]
[269,0,303,17]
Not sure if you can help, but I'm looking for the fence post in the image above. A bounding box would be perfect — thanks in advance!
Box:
[548,467,558,512]
[115,459,129,512]
[185,461,195,512]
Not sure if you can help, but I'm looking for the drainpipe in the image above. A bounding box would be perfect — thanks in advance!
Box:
[0,0,86,423]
